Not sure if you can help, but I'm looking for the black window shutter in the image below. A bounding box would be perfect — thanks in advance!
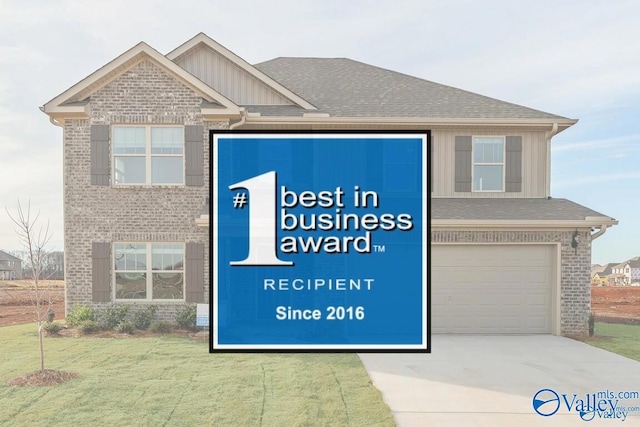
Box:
[505,136,523,192]
[454,136,472,192]
[90,125,110,185]
[92,242,111,302]
[185,125,204,186]
[185,242,205,303]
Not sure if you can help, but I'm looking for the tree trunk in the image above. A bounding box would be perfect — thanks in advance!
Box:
[38,322,45,371]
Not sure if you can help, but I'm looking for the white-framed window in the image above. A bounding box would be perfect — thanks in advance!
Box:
[113,243,184,301]
[473,136,505,191]
[113,126,184,185]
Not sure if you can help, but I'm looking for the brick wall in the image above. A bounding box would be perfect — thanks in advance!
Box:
[63,59,226,322]
[431,229,592,336]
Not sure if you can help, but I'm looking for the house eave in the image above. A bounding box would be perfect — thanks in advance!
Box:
[42,104,91,120]
[201,107,242,120]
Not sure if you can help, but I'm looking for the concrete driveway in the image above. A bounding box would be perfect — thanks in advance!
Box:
[360,336,640,426]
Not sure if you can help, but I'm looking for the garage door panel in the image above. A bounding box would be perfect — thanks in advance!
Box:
[432,245,554,334]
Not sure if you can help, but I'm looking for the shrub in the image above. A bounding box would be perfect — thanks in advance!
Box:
[175,305,197,330]
[115,320,135,334]
[66,305,96,327]
[133,305,157,330]
[43,321,62,336]
[588,312,595,336]
[100,305,130,329]
[78,320,99,334]
[149,321,172,334]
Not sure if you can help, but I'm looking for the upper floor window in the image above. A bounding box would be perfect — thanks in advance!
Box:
[473,136,504,191]
[113,126,184,185]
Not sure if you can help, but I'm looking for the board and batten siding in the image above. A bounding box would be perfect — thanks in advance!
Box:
[175,45,293,106]
[432,129,547,198]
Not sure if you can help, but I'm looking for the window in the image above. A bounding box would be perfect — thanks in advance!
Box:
[113,126,184,185]
[473,136,504,191]
[114,243,184,300]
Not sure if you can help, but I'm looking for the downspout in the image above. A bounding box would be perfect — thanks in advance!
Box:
[591,225,610,240]
[49,117,64,128]
[545,122,559,198]
[230,108,247,130]
[39,106,65,128]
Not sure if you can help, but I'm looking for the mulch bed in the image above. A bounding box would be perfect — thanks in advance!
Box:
[8,369,78,387]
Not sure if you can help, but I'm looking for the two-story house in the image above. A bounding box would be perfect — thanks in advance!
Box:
[42,33,617,335]
[0,250,22,280]
[608,257,640,286]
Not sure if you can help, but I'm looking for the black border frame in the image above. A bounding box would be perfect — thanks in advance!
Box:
[208,129,431,353]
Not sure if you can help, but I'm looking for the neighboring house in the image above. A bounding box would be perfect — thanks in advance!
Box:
[609,261,629,286]
[0,250,22,280]
[591,263,616,286]
[629,258,640,284]
[607,257,640,286]
[42,33,618,335]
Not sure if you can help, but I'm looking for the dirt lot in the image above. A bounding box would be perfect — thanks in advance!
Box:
[2,281,639,327]
[591,285,640,323]
[0,280,65,327]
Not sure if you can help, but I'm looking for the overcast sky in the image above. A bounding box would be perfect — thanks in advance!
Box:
[0,0,638,265]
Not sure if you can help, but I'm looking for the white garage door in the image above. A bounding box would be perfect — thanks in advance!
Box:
[432,245,554,334]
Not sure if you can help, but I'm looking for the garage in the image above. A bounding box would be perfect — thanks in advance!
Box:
[431,244,556,334]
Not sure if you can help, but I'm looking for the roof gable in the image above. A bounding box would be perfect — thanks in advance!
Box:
[43,41,240,119]
[167,33,316,110]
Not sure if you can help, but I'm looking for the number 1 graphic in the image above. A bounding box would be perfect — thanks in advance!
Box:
[229,171,293,266]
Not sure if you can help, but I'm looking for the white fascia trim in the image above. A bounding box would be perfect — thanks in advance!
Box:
[166,33,317,111]
[43,42,240,115]
[244,116,578,127]
[432,217,618,229]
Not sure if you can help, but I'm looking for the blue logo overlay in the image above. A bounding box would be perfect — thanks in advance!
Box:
[209,131,430,351]
[532,389,561,416]
[532,388,640,422]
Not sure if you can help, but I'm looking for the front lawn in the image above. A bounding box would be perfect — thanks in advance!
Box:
[0,324,395,426]
[585,322,640,362]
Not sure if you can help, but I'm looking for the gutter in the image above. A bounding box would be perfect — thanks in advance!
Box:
[242,116,578,128]
[432,217,618,230]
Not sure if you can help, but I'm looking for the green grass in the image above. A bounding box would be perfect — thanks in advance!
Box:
[0,324,395,427]
[586,322,640,362]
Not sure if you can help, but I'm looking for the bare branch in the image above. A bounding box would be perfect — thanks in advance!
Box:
[5,200,55,372]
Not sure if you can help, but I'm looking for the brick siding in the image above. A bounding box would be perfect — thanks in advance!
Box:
[63,59,226,322]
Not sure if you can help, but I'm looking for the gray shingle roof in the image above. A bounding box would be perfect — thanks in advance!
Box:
[431,198,612,221]
[0,250,21,262]
[255,58,570,120]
